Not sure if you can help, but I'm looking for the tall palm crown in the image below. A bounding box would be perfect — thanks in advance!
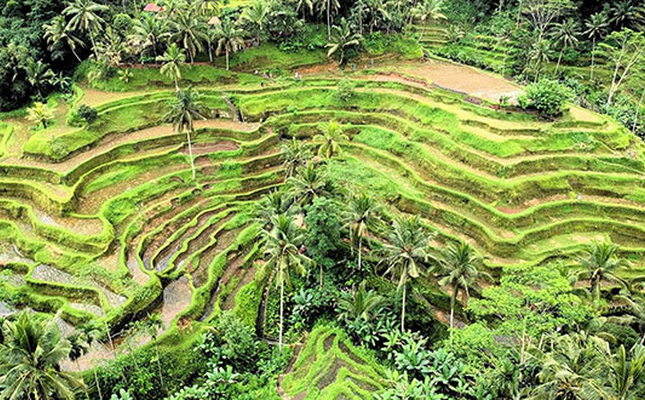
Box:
[342,192,382,271]
[576,242,628,304]
[170,11,208,63]
[256,190,293,227]
[165,87,208,180]
[132,13,170,58]
[585,12,610,80]
[337,281,386,323]
[214,21,246,71]
[611,0,641,28]
[63,0,108,56]
[43,16,85,62]
[287,164,334,207]
[326,19,362,65]
[0,312,83,400]
[240,0,268,44]
[156,43,186,91]
[280,138,312,178]
[313,121,349,158]
[412,0,446,41]
[437,241,487,333]
[380,215,433,331]
[262,214,311,349]
[552,18,580,73]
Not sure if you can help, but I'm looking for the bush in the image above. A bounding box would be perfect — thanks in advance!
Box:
[336,79,355,102]
[518,79,573,118]
[77,104,99,125]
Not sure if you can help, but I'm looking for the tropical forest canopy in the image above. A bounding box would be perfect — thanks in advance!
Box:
[1,0,645,399]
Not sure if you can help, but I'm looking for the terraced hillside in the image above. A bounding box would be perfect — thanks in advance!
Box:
[278,326,387,400]
[1,61,645,370]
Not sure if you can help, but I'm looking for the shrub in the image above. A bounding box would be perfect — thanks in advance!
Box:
[336,79,355,102]
[518,79,573,118]
[77,104,99,125]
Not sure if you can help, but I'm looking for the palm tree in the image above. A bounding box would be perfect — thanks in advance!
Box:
[287,163,331,207]
[412,0,446,42]
[531,333,606,400]
[280,138,312,178]
[27,102,55,129]
[317,0,341,39]
[165,87,208,180]
[170,10,208,63]
[25,60,55,99]
[214,22,245,71]
[611,0,641,29]
[293,0,314,21]
[256,190,293,227]
[313,121,348,158]
[63,0,108,58]
[0,312,84,400]
[156,43,186,91]
[72,325,104,400]
[342,193,382,271]
[552,18,580,74]
[437,241,487,337]
[67,331,91,399]
[337,281,386,323]
[326,19,362,65]
[262,214,311,350]
[43,15,85,62]
[240,0,268,45]
[576,241,628,305]
[585,12,610,81]
[528,38,551,82]
[131,13,169,59]
[379,215,433,331]
[603,342,645,399]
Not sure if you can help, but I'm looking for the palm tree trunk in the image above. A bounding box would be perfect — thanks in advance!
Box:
[226,49,230,71]
[279,279,284,351]
[186,129,196,180]
[90,31,99,59]
[401,283,406,332]
[633,89,645,133]
[319,264,323,287]
[555,47,564,75]
[590,37,596,81]
[358,235,362,271]
[93,369,103,400]
[449,290,457,343]
[174,76,179,91]
[327,0,331,39]
[76,360,90,400]
[153,340,165,390]
[70,46,82,62]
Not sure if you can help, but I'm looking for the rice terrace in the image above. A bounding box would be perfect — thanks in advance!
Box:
[1,0,645,399]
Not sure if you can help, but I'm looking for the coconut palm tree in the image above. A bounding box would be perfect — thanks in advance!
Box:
[576,241,628,305]
[326,19,362,65]
[287,163,333,207]
[165,87,208,180]
[313,121,348,158]
[214,21,246,71]
[412,0,446,42]
[240,0,268,45]
[25,60,55,99]
[43,15,85,62]
[27,102,55,129]
[72,325,105,400]
[63,0,108,58]
[317,0,341,39]
[611,0,641,29]
[531,333,606,400]
[262,214,311,350]
[528,38,551,82]
[342,192,382,271]
[602,342,645,399]
[256,190,294,228]
[337,280,386,323]
[156,43,186,91]
[293,0,314,21]
[437,241,488,337]
[280,138,312,178]
[170,10,208,63]
[0,312,84,400]
[131,13,170,59]
[585,12,610,81]
[379,215,433,331]
[552,18,580,74]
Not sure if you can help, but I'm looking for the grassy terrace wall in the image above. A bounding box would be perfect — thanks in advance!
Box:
[1,71,644,376]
